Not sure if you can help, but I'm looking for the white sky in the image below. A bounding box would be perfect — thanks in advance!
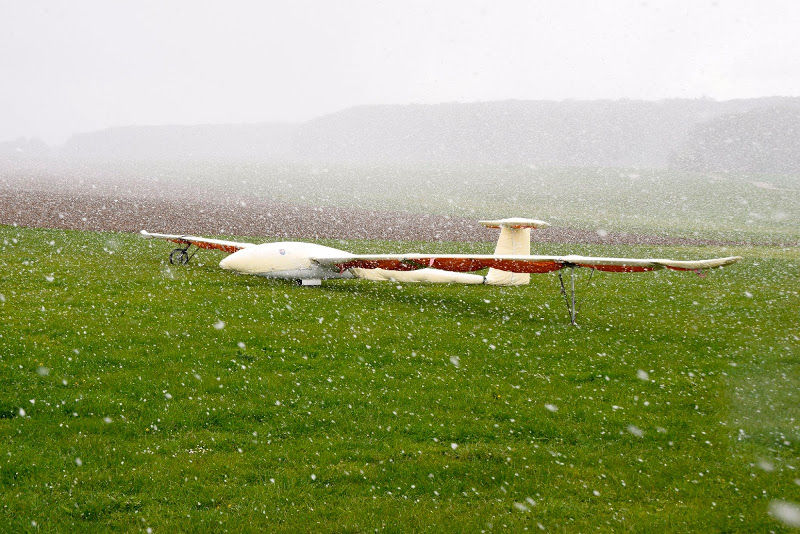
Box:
[1,0,799,143]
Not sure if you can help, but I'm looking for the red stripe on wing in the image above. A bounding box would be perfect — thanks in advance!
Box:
[418,258,564,273]
[484,259,565,273]
[335,259,422,271]
[168,238,240,254]
[426,258,564,273]
[338,257,565,274]
[426,258,494,272]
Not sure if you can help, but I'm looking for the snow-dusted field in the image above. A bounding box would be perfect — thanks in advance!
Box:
[1,186,736,246]
[3,162,796,245]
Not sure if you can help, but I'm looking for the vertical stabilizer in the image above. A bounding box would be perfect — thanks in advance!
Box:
[479,218,549,286]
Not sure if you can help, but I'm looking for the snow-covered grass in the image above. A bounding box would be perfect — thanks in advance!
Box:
[1,226,798,531]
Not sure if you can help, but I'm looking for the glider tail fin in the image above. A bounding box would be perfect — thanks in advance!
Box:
[479,218,550,286]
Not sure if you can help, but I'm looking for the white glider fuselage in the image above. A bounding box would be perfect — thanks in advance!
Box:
[219,241,355,280]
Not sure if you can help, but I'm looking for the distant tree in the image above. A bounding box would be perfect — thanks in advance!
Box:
[671,106,800,175]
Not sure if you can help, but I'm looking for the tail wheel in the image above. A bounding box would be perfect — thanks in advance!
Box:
[169,248,190,265]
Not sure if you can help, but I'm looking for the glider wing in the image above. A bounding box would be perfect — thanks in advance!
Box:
[311,253,741,274]
[140,230,254,254]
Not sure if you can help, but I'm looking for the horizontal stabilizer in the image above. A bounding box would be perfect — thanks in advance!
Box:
[479,218,550,229]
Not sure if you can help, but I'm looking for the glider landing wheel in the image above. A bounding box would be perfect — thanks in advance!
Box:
[169,248,190,265]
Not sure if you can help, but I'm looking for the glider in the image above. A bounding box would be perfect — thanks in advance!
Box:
[141,218,741,324]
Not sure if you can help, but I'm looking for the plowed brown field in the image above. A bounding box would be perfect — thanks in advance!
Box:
[1,182,733,246]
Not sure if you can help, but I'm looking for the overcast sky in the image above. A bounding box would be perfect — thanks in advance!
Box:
[2,0,799,143]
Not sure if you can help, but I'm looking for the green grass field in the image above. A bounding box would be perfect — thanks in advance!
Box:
[1,225,799,531]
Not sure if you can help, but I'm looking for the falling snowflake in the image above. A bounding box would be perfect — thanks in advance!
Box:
[769,500,800,527]
[758,460,775,472]
[627,425,644,437]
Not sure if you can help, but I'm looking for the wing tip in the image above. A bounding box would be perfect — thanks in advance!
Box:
[688,256,743,270]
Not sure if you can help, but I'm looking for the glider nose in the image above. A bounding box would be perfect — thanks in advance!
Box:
[219,253,238,271]
[218,247,263,273]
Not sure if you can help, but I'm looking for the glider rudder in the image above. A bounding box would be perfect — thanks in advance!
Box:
[480,218,549,286]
